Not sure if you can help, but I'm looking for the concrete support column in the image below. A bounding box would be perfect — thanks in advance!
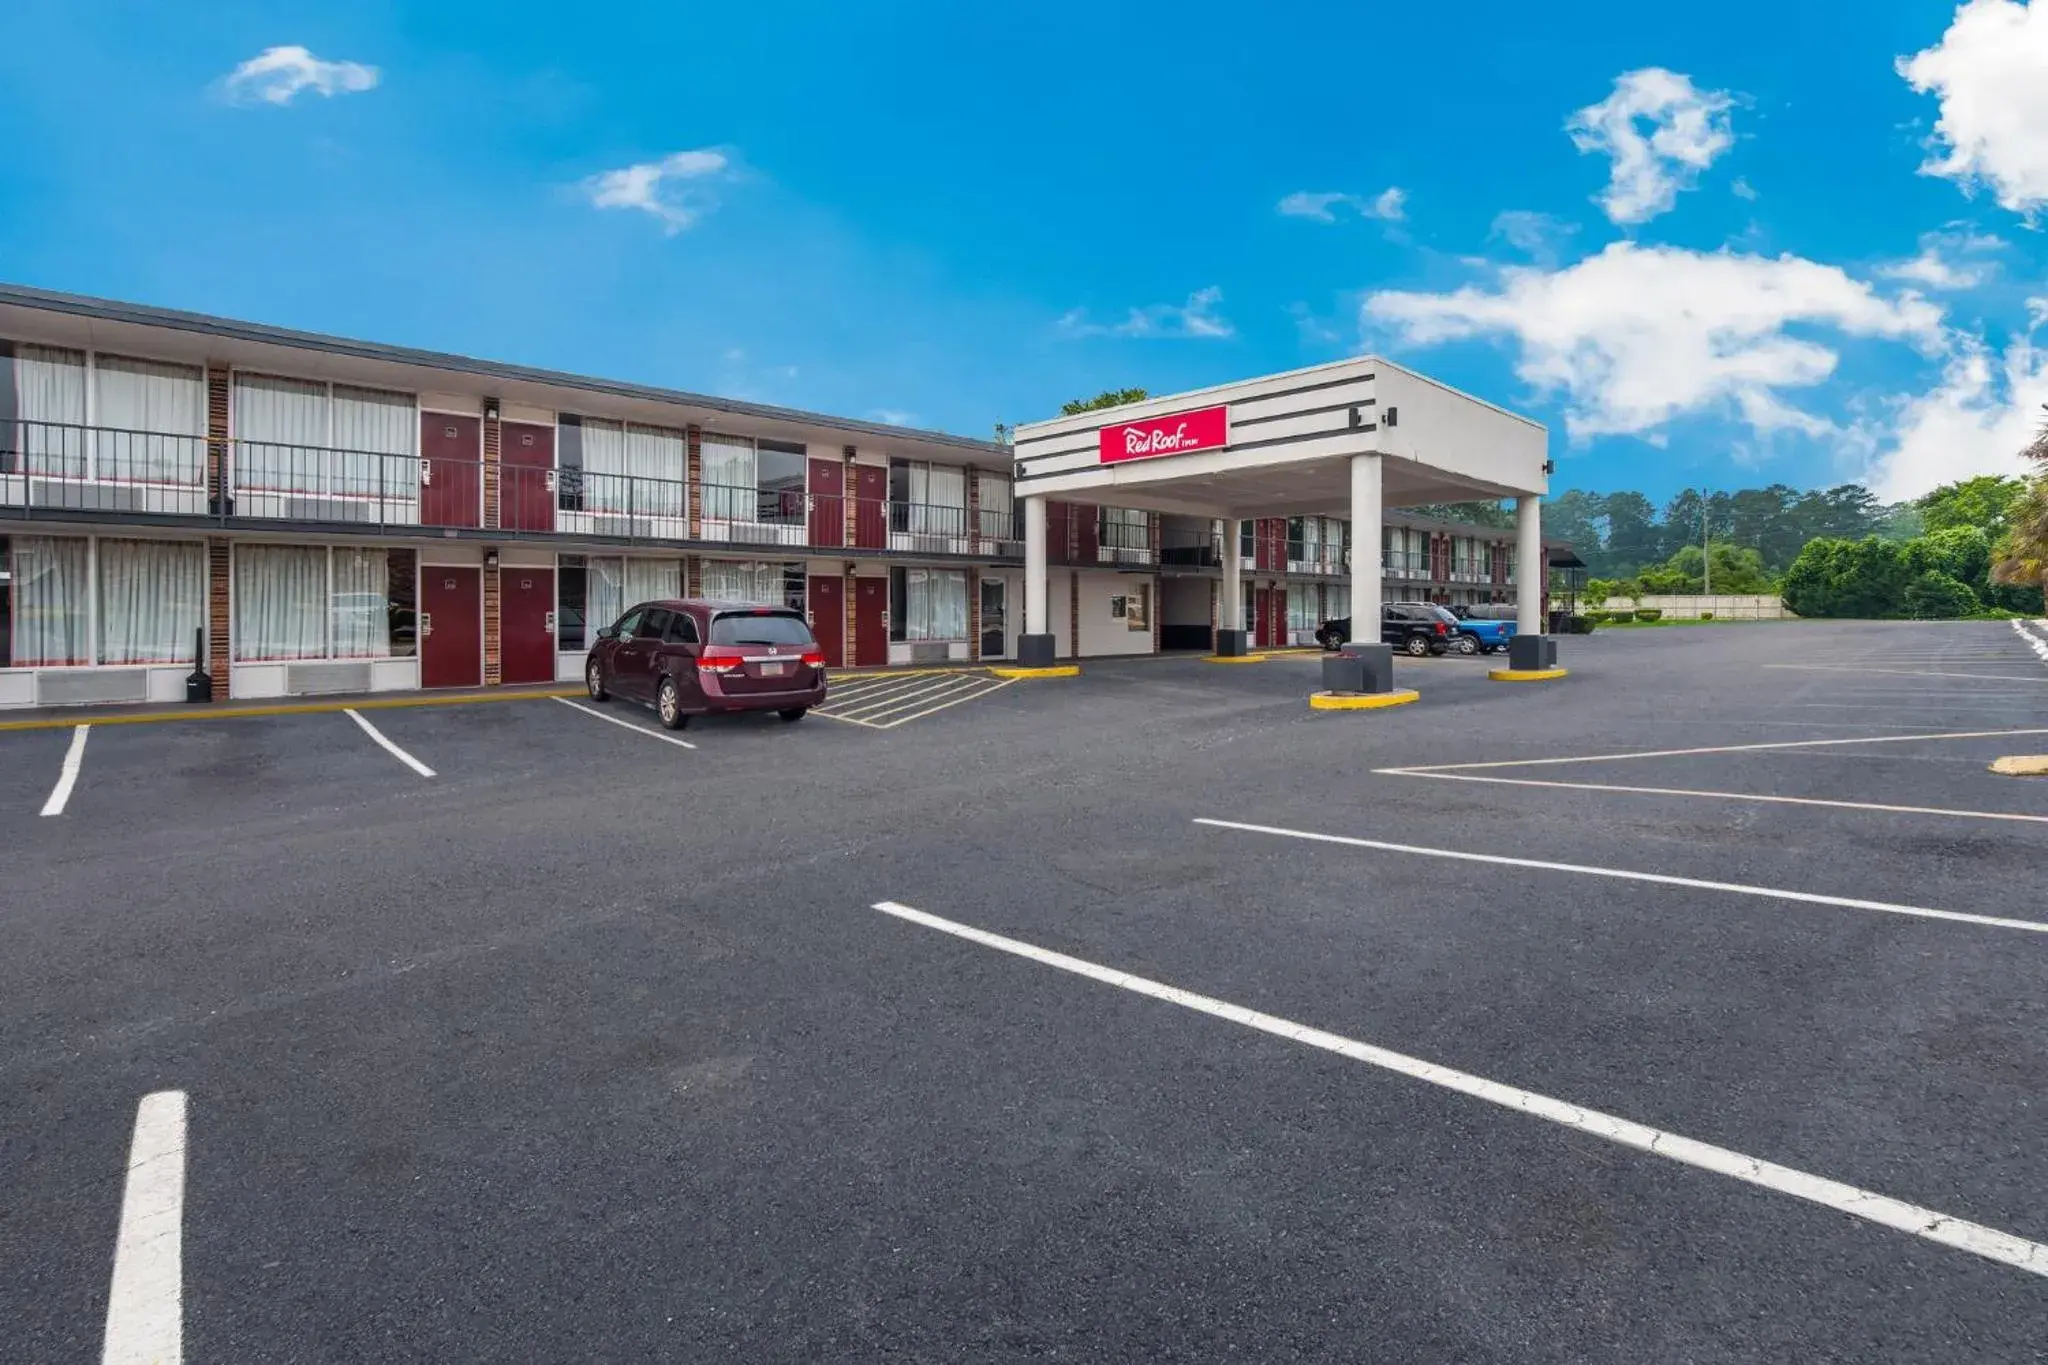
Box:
[1349,454,1383,645]
[1215,517,1247,656]
[1019,495,1056,667]
[1515,495,1543,635]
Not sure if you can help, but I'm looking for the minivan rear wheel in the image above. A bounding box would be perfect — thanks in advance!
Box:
[778,708,808,723]
[657,676,689,730]
[586,660,608,702]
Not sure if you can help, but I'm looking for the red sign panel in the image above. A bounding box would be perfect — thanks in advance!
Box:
[1098,405,1229,464]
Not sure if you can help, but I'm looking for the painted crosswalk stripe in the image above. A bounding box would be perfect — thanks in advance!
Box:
[103,1090,187,1365]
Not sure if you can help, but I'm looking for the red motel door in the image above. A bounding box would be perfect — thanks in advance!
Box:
[421,566,482,688]
[500,567,555,684]
[853,465,887,549]
[808,460,843,548]
[853,576,887,666]
[420,414,482,529]
[500,421,555,533]
[808,575,845,668]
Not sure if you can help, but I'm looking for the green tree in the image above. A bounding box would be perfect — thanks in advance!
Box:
[1406,500,1514,527]
[1780,536,1913,618]
[1918,474,2026,536]
[1902,571,1981,619]
[1602,491,1660,575]
[1908,525,1992,590]
[1060,388,1149,416]
[1544,489,1608,572]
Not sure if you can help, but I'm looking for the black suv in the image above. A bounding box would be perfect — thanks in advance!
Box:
[1315,602,1457,656]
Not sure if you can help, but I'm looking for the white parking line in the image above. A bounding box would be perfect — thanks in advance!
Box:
[1765,664,2048,684]
[103,1090,186,1365]
[343,708,436,778]
[869,678,1016,729]
[834,675,983,721]
[1191,817,2048,937]
[553,696,697,749]
[2013,618,2048,663]
[1393,771,2048,826]
[870,900,2048,1279]
[40,723,90,817]
[1383,726,2048,774]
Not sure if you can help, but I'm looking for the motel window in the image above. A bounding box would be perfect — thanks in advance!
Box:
[1,343,87,478]
[1099,506,1147,555]
[889,459,967,536]
[701,559,803,609]
[233,544,418,662]
[557,415,685,517]
[1240,520,1254,560]
[701,434,806,525]
[1287,583,1319,633]
[232,376,414,496]
[0,534,207,669]
[561,556,682,644]
[1328,585,1350,621]
[977,472,1015,540]
[887,566,967,642]
[93,355,206,485]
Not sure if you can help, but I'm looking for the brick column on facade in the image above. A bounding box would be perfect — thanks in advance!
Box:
[687,425,704,540]
[483,559,502,686]
[482,401,502,531]
[966,467,981,556]
[842,446,858,545]
[1151,575,1162,652]
[843,564,857,667]
[685,554,701,598]
[966,567,981,661]
[207,538,230,697]
[205,365,230,516]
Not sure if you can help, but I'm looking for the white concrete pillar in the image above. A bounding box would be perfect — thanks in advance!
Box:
[1024,495,1049,635]
[1516,494,1544,635]
[1349,454,1382,645]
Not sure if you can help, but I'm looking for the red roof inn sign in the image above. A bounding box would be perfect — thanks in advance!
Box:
[1098,405,1229,464]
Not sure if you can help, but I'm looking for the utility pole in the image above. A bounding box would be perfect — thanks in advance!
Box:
[1701,488,1712,597]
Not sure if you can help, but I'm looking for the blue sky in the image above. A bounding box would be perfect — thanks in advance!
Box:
[2,0,2044,504]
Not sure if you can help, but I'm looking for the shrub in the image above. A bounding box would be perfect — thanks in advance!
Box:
[1635,608,1663,622]
[1699,611,1714,620]
[1567,614,1597,634]
[1902,569,1981,619]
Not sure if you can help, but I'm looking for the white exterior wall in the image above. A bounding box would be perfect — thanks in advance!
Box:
[1074,570,1155,658]
[1371,363,1549,499]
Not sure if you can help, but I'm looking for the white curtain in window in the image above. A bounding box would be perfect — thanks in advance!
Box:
[93,355,205,485]
[10,535,90,664]
[700,560,749,602]
[700,434,755,521]
[235,544,327,660]
[99,539,204,664]
[578,419,629,514]
[978,473,1013,538]
[905,568,967,641]
[587,557,626,632]
[18,345,87,478]
[626,424,685,517]
[624,558,681,607]
[233,375,328,492]
[1287,583,1318,631]
[1329,585,1350,620]
[330,548,388,657]
[332,385,414,500]
[924,465,966,537]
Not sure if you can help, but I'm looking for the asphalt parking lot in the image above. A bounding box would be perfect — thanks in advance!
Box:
[8,619,2048,1362]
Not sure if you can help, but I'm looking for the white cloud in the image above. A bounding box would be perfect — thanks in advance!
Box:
[1862,313,2048,499]
[1365,241,1945,442]
[1566,68,1736,225]
[1059,286,1234,340]
[582,149,731,233]
[1488,210,1579,263]
[1277,187,1406,223]
[1877,225,2004,289]
[1898,0,2048,218]
[222,45,378,105]
[868,409,918,426]
[1731,177,1759,201]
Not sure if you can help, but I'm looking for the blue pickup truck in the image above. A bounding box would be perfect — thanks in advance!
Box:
[1448,604,1518,655]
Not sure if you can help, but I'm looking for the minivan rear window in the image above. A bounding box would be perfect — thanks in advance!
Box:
[709,611,815,646]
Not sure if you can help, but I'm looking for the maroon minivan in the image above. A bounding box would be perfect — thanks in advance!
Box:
[584,599,828,729]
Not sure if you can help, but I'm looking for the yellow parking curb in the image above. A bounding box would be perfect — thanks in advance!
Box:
[1489,668,1570,682]
[1990,755,2048,776]
[990,665,1080,680]
[1310,689,1420,710]
[0,687,582,732]
[1202,654,1268,664]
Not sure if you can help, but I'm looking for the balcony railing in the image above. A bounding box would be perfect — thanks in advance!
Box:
[1161,526,1222,568]
[1096,518,1154,566]
[1,424,1024,558]
[1285,546,1349,575]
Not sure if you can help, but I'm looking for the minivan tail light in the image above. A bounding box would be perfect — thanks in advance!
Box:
[800,649,826,666]
[699,647,748,673]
